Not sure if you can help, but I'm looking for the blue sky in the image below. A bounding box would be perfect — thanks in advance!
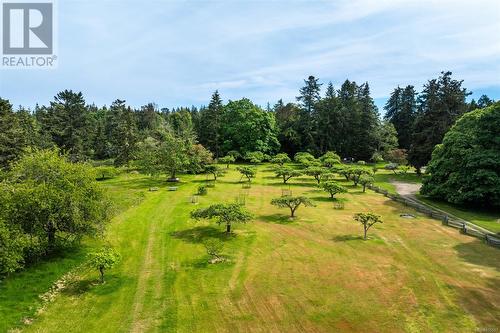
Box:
[1,0,499,111]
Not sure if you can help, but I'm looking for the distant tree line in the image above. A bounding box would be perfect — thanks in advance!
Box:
[0,71,495,173]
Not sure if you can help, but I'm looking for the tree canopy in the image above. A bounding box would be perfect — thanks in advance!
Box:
[191,203,252,233]
[421,102,500,208]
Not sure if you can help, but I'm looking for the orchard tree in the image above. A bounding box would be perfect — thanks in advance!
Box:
[94,166,119,180]
[274,166,302,184]
[219,155,235,168]
[191,203,252,234]
[385,163,399,174]
[7,149,110,249]
[270,153,291,166]
[319,181,347,199]
[353,213,383,240]
[88,246,121,283]
[186,144,213,174]
[350,168,372,186]
[136,130,192,181]
[244,151,265,164]
[319,151,341,167]
[294,152,317,166]
[205,164,224,181]
[305,166,329,184]
[271,196,315,217]
[237,166,256,182]
[358,174,374,192]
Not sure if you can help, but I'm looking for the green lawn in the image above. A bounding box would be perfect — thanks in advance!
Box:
[2,164,499,332]
[416,195,500,234]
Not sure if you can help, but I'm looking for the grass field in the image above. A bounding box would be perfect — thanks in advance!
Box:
[2,165,499,332]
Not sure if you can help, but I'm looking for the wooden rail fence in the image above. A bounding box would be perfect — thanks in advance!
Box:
[367,184,500,248]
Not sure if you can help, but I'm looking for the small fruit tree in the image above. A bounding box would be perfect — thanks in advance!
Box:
[191,203,253,234]
[218,155,235,169]
[237,166,256,183]
[88,246,121,283]
[271,196,315,217]
[270,153,291,166]
[274,166,302,184]
[353,213,383,240]
[319,181,347,199]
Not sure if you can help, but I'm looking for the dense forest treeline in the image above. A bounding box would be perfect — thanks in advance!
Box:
[0,71,495,172]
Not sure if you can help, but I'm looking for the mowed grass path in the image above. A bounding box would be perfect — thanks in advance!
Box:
[22,165,500,332]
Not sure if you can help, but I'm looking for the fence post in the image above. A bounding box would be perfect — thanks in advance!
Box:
[442,215,448,225]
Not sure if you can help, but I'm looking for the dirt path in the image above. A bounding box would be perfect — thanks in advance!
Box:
[391,181,421,199]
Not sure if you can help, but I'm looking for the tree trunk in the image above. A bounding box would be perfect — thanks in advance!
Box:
[47,223,56,248]
[363,185,366,192]
[363,226,367,240]
[290,208,295,217]
[99,266,105,283]
[226,224,231,234]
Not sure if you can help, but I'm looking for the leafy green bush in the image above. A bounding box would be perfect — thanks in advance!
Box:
[197,185,208,196]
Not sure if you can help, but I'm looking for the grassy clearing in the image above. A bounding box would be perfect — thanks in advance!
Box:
[416,195,500,234]
[2,164,499,332]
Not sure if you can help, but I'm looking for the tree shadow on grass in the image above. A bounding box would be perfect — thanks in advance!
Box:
[447,276,500,327]
[332,235,364,242]
[454,240,500,272]
[109,177,182,190]
[170,226,235,244]
[310,196,335,203]
[63,274,132,297]
[260,214,296,224]
[183,256,235,270]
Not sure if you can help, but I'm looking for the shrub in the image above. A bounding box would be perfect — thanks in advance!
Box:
[197,185,208,196]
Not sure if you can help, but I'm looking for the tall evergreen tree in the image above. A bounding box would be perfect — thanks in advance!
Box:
[477,94,494,109]
[0,98,27,169]
[315,82,341,154]
[107,100,138,166]
[43,90,92,161]
[356,83,380,160]
[408,71,470,173]
[337,79,359,158]
[273,99,301,156]
[200,91,224,158]
[384,85,416,150]
[296,76,322,152]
